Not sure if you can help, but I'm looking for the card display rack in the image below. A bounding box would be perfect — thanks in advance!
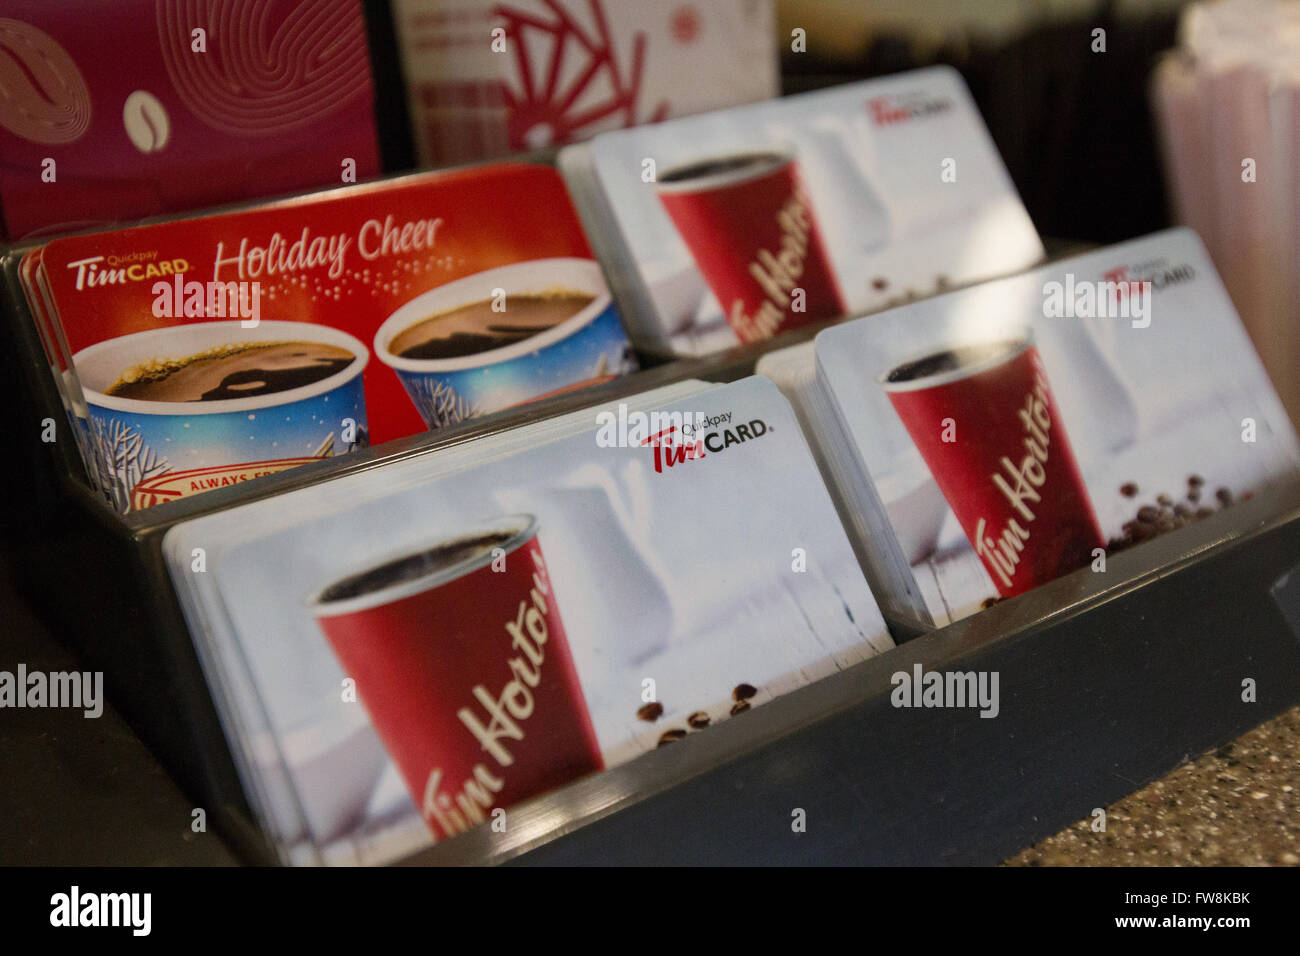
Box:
[4,213,1298,866]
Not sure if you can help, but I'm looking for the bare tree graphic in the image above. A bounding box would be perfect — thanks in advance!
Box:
[410,379,477,429]
[92,418,169,513]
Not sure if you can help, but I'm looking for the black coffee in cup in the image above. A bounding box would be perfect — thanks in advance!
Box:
[391,291,593,361]
[317,530,518,604]
[107,341,354,402]
[658,151,786,185]
[884,340,1023,384]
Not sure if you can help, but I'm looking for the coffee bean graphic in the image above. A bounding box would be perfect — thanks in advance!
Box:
[732,683,757,702]
[636,702,664,722]
[0,20,91,144]
[123,90,170,153]
[687,711,710,729]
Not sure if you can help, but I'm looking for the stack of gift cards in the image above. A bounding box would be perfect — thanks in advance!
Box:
[759,228,1300,632]
[15,163,637,513]
[160,375,894,864]
[559,66,1044,356]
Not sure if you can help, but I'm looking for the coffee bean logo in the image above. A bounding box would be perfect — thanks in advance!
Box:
[122,90,170,153]
[0,19,92,144]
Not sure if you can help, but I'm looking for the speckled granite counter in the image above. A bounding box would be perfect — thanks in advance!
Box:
[1007,706,1300,866]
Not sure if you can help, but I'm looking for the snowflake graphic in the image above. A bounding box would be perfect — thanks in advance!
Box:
[494,0,670,149]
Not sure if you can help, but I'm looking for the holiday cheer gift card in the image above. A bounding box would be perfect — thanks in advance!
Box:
[560,66,1044,355]
[38,164,636,513]
[0,0,379,240]
[392,0,778,168]
[810,228,1300,627]
[162,376,894,864]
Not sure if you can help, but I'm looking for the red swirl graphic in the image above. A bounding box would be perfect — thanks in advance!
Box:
[0,18,92,145]
[156,0,370,136]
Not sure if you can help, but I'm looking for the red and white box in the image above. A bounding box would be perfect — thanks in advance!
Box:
[0,0,379,240]
[391,0,778,167]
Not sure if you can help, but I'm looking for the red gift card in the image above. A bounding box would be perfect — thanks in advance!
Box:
[38,164,634,511]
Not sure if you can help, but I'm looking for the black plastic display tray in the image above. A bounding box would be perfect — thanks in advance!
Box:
[406,483,1300,865]
[6,216,1299,865]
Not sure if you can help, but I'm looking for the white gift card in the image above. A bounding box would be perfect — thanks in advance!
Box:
[774,228,1300,629]
[164,376,893,864]
[562,66,1043,355]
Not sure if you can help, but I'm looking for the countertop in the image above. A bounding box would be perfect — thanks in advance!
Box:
[1006,705,1300,866]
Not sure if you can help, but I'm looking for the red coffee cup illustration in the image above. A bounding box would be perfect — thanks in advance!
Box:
[310,514,602,843]
[880,337,1105,598]
[656,147,848,344]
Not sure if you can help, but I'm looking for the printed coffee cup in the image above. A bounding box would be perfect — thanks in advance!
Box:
[374,258,634,430]
[73,320,368,513]
[656,146,847,343]
[310,514,603,843]
[880,336,1105,598]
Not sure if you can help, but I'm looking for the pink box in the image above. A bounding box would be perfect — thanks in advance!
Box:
[0,0,379,240]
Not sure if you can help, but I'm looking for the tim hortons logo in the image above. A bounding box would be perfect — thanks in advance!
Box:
[1101,260,1195,294]
[420,546,553,841]
[866,93,953,126]
[730,187,815,342]
[642,420,771,474]
[973,354,1053,590]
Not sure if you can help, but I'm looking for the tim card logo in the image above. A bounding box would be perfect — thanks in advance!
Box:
[593,403,771,473]
[66,253,191,288]
[1042,258,1195,329]
[1105,259,1196,294]
[867,92,953,126]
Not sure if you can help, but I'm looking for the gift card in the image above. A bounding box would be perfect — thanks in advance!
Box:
[38,164,636,512]
[812,228,1300,625]
[565,66,1043,354]
[162,376,893,864]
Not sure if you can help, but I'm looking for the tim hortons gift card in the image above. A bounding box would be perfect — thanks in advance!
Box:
[38,164,636,513]
[563,66,1043,355]
[162,376,894,864]
[814,228,1300,626]
[0,0,379,240]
